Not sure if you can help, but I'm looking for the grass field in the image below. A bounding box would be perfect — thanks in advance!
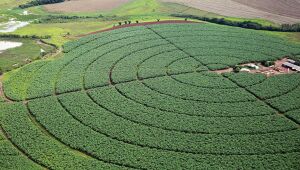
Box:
[0,23,299,169]
[0,38,54,72]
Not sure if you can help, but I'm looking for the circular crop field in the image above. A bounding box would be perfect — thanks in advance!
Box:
[1,23,300,169]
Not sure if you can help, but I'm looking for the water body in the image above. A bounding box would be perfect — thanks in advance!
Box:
[0,20,29,33]
[0,41,23,53]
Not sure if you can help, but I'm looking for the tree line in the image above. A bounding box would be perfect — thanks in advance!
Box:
[19,0,65,8]
[172,14,300,32]
[0,34,51,39]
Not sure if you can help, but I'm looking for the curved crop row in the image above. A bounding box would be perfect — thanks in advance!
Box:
[1,23,300,169]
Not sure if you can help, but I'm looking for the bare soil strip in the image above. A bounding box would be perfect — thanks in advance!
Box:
[161,0,300,24]
[44,0,130,13]
[78,20,200,37]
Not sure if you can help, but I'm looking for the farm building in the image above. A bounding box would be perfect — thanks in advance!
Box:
[282,61,300,72]
[287,59,296,64]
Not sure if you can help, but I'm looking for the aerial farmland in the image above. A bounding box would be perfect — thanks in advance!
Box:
[0,0,300,169]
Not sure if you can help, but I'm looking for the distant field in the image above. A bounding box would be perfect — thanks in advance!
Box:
[1,23,300,169]
[161,0,300,24]
[233,0,300,18]
[44,0,131,13]
[0,0,31,8]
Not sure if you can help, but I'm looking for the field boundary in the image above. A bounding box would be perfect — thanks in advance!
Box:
[78,20,200,37]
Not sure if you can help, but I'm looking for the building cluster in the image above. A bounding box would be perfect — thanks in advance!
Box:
[282,59,300,72]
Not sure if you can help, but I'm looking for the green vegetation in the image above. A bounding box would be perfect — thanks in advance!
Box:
[261,60,275,67]
[1,0,300,73]
[0,37,55,72]
[19,0,64,9]
[1,23,300,169]
[172,14,300,32]
[0,129,42,169]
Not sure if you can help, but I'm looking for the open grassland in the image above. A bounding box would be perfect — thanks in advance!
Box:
[0,23,300,169]
[0,38,54,71]
[13,21,115,46]
[161,0,300,24]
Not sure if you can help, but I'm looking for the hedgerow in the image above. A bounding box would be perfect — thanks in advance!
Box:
[1,23,300,169]
[19,0,64,9]
[171,14,300,32]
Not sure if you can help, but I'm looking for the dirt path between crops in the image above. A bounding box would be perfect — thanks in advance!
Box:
[37,40,62,59]
[78,20,200,37]
[161,0,300,24]
[0,75,12,103]
[44,0,130,13]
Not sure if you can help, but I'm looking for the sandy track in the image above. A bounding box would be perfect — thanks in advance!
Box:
[44,0,130,13]
[161,0,300,24]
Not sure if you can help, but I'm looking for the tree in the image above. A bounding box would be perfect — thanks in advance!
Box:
[19,0,65,8]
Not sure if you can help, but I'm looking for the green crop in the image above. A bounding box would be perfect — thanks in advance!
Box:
[1,23,300,169]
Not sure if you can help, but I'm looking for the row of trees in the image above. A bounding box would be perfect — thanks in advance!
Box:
[172,14,300,32]
[117,19,162,26]
[35,15,103,23]
[19,0,64,8]
[0,34,51,39]
[34,15,121,23]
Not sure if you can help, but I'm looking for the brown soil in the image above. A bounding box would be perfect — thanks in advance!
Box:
[78,20,200,37]
[44,0,130,13]
[161,0,300,24]
[233,0,300,19]
[255,58,296,77]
